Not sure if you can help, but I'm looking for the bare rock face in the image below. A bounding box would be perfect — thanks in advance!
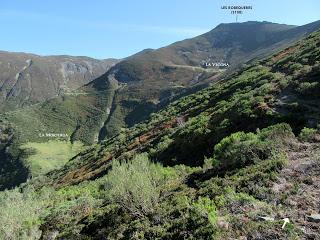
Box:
[0,51,119,111]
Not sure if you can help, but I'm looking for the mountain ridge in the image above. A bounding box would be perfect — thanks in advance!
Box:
[88,20,320,138]
[0,51,119,111]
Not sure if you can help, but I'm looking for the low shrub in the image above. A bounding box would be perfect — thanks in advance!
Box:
[102,154,168,217]
[213,123,293,171]
[299,127,317,141]
[0,186,52,240]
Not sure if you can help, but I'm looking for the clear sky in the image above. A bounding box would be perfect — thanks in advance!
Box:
[0,0,319,59]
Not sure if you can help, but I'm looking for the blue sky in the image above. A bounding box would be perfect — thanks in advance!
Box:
[0,0,319,59]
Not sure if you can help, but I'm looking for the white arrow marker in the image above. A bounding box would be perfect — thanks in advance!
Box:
[282,218,290,229]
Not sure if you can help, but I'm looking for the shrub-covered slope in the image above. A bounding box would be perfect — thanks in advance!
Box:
[52,29,320,185]
[95,20,320,139]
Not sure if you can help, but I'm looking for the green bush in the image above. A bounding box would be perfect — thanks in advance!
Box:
[45,194,98,235]
[200,152,288,200]
[257,123,294,142]
[299,127,317,141]
[192,197,217,226]
[149,135,174,158]
[213,131,270,170]
[213,124,293,171]
[0,187,51,240]
[297,81,318,95]
[103,154,167,217]
[157,195,218,240]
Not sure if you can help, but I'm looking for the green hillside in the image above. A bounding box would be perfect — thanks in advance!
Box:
[5,21,319,148]
[0,29,319,239]
[89,20,320,140]
[4,21,319,189]
[50,29,320,184]
[0,79,118,188]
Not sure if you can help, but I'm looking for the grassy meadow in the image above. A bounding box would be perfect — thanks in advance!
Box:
[20,140,85,176]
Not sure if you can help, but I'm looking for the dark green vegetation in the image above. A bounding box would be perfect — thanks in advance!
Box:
[0,120,29,190]
[0,28,319,239]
